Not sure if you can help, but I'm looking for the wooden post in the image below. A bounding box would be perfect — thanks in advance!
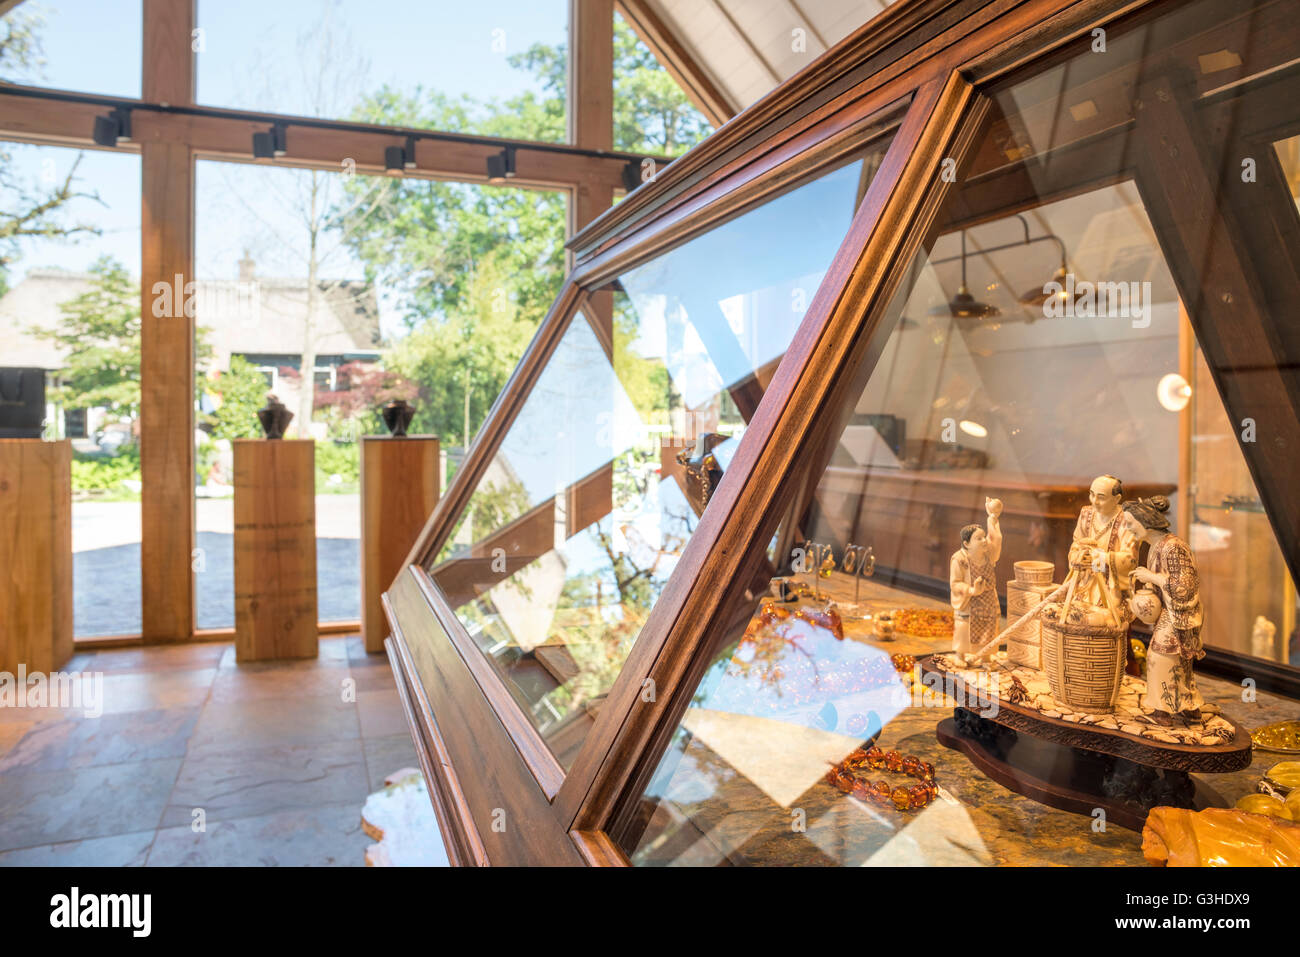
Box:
[0,440,73,674]
[361,436,439,654]
[140,0,196,642]
[568,0,617,256]
[233,439,318,661]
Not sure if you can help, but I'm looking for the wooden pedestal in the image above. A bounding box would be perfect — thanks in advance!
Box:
[233,439,317,661]
[361,436,439,654]
[0,439,72,674]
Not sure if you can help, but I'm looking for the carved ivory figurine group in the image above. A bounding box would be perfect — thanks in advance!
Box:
[949,474,1206,725]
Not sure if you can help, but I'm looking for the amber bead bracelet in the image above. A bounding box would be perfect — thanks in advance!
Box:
[825,746,938,811]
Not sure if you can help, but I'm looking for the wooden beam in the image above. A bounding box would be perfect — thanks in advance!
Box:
[140,0,196,642]
[0,92,633,193]
[142,0,195,105]
[569,0,617,246]
[139,139,196,643]
[615,0,739,128]
[569,0,614,152]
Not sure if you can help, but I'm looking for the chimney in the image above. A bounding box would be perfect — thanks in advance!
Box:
[237,249,256,281]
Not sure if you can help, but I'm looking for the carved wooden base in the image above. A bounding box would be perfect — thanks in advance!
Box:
[937,709,1230,832]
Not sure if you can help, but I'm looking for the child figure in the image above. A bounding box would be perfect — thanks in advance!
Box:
[950,497,1003,662]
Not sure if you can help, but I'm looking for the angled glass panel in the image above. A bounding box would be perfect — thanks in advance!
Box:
[427,141,894,769]
[624,0,1300,865]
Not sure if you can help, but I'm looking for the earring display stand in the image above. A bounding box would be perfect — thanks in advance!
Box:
[361,435,439,654]
[0,439,72,675]
[232,438,318,662]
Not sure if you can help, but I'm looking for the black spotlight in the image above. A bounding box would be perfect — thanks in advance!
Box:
[252,124,287,160]
[92,107,132,147]
[384,145,405,174]
[486,146,516,184]
[622,158,643,192]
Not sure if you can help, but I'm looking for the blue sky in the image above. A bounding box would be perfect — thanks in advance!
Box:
[3,0,568,335]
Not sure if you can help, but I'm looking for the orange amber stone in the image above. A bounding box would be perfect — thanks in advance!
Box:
[891,786,911,810]
[885,750,904,772]
[872,781,892,803]
[908,784,930,809]
[865,746,885,769]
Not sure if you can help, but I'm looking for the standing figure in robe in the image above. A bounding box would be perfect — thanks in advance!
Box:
[1125,495,1205,725]
[1067,474,1140,622]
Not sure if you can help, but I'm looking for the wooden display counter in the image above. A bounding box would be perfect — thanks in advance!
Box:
[361,436,439,654]
[233,439,317,661]
[0,439,72,674]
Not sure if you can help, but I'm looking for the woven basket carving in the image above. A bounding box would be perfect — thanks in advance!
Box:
[1041,611,1127,713]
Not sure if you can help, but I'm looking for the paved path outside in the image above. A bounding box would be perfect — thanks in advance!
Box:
[73,496,362,637]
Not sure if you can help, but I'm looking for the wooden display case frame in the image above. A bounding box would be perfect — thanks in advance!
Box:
[383,0,1300,865]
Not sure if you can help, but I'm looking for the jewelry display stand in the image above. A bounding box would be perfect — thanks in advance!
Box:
[232,438,318,661]
[0,439,72,674]
[361,435,439,654]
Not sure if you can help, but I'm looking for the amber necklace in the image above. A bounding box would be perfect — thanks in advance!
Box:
[825,746,938,811]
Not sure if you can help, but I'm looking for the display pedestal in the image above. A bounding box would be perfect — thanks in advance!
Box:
[936,711,1231,831]
[921,656,1252,831]
[361,436,439,654]
[233,439,317,662]
[0,439,72,674]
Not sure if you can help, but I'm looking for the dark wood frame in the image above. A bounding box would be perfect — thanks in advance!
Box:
[383,0,1300,865]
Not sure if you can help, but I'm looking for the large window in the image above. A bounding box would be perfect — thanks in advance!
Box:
[427,143,893,770]
[621,0,1300,866]
[195,158,567,629]
[0,141,142,637]
[195,0,568,142]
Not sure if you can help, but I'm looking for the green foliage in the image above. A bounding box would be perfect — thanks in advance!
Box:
[36,256,140,421]
[383,255,539,444]
[613,15,713,155]
[71,447,141,496]
[208,355,269,440]
[315,440,360,492]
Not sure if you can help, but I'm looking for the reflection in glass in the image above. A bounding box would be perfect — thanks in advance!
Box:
[624,0,1300,865]
[429,147,893,768]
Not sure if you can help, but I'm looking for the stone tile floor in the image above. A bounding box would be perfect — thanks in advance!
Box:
[0,636,440,866]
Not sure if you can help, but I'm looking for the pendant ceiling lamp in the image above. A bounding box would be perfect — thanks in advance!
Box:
[931,230,1001,320]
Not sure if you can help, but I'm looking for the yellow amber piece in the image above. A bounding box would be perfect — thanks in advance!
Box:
[818,554,836,579]
[1235,793,1287,817]
[891,786,911,810]
[1252,720,1300,753]
[1265,761,1300,789]
[1143,807,1300,866]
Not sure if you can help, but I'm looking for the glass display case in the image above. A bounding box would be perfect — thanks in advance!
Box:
[383,0,1300,866]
